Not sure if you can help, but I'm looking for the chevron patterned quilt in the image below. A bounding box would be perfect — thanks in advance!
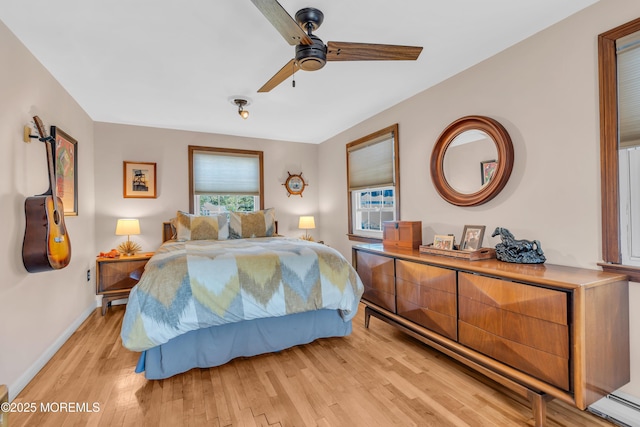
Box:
[121,237,364,351]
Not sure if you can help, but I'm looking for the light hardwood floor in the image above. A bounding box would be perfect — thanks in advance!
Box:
[10,303,614,426]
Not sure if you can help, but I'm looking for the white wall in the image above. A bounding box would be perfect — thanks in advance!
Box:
[0,20,96,400]
[318,0,640,398]
[93,122,319,253]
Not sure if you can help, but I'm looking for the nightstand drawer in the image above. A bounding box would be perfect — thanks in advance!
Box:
[96,253,153,314]
[97,258,149,294]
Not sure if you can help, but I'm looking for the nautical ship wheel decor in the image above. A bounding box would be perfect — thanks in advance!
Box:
[283,171,308,197]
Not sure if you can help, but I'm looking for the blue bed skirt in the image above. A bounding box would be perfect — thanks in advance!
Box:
[135,309,352,379]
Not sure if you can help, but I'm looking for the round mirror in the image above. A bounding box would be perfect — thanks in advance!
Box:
[430,116,514,206]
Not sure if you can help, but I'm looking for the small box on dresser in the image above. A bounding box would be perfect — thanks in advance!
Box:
[382,221,422,250]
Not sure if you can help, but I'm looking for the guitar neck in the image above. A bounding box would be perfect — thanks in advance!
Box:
[32,116,58,204]
[45,139,56,196]
[37,138,55,197]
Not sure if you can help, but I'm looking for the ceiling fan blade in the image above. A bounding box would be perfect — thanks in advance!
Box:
[250,0,312,46]
[258,58,300,92]
[327,42,423,61]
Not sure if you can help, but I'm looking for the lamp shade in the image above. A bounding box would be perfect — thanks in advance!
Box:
[298,216,316,230]
[115,219,140,236]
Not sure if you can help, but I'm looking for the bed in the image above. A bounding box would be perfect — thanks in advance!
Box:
[120,211,364,379]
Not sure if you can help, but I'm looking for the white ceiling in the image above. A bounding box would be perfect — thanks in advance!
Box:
[0,0,598,144]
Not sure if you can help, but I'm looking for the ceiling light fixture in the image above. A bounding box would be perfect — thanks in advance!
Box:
[234,98,250,119]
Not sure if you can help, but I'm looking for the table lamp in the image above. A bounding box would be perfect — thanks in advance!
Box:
[298,216,316,241]
[115,218,141,255]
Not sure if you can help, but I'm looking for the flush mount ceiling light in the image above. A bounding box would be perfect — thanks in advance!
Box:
[232,98,251,119]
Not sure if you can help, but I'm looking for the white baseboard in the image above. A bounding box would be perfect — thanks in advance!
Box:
[589,391,640,427]
[8,304,96,401]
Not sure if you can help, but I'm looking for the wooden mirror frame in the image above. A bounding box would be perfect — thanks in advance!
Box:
[430,115,514,206]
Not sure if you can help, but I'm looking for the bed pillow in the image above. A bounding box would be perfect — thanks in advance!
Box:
[175,211,229,241]
[169,217,178,240]
[229,208,276,239]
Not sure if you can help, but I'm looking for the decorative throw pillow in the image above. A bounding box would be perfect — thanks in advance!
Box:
[229,208,276,239]
[175,211,229,241]
[169,217,178,240]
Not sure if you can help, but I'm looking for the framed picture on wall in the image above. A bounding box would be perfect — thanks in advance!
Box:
[123,161,157,198]
[51,126,78,216]
[481,159,498,185]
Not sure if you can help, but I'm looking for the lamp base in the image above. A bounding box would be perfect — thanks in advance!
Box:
[300,234,314,241]
[117,240,142,256]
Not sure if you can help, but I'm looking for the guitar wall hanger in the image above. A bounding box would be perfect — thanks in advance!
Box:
[24,125,38,143]
[23,124,54,143]
[23,123,55,143]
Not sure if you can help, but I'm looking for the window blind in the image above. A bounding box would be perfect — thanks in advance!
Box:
[348,133,394,190]
[618,31,640,148]
[193,151,260,195]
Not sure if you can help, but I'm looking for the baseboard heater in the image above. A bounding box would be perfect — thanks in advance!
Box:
[588,392,640,427]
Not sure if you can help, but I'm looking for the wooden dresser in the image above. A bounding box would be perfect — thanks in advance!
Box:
[353,244,629,426]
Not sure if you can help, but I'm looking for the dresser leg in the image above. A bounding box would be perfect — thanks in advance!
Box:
[528,390,553,427]
[364,306,372,328]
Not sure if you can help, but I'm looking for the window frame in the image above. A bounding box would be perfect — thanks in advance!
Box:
[598,17,640,281]
[346,124,400,243]
[188,145,264,214]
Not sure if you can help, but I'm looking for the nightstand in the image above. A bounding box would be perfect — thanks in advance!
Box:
[96,253,153,315]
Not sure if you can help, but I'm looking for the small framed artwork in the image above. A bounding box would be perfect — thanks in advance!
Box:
[481,159,498,185]
[51,126,78,216]
[433,234,455,250]
[123,161,157,198]
[461,225,486,251]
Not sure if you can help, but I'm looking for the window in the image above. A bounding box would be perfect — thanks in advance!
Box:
[352,187,396,234]
[618,31,640,266]
[346,124,400,242]
[599,17,640,280]
[189,146,264,215]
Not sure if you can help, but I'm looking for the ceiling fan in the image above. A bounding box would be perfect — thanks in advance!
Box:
[250,0,423,92]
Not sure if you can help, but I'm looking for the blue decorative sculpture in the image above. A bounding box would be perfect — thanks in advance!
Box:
[492,227,546,264]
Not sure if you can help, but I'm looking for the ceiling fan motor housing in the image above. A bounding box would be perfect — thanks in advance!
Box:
[295,35,327,71]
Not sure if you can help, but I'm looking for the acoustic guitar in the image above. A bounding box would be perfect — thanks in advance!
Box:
[22,116,71,272]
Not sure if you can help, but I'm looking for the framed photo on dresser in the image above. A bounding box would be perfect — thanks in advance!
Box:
[461,225,485,251]
[433,234,454,250]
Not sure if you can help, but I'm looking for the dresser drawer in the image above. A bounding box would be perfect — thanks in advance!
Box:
[459,322,570,390]
[397,260,457,292]
[458,272,570,390]
[458,272,567,325]
[459,297,569,358]
[356,251,396,312]
[396,261,457,339]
